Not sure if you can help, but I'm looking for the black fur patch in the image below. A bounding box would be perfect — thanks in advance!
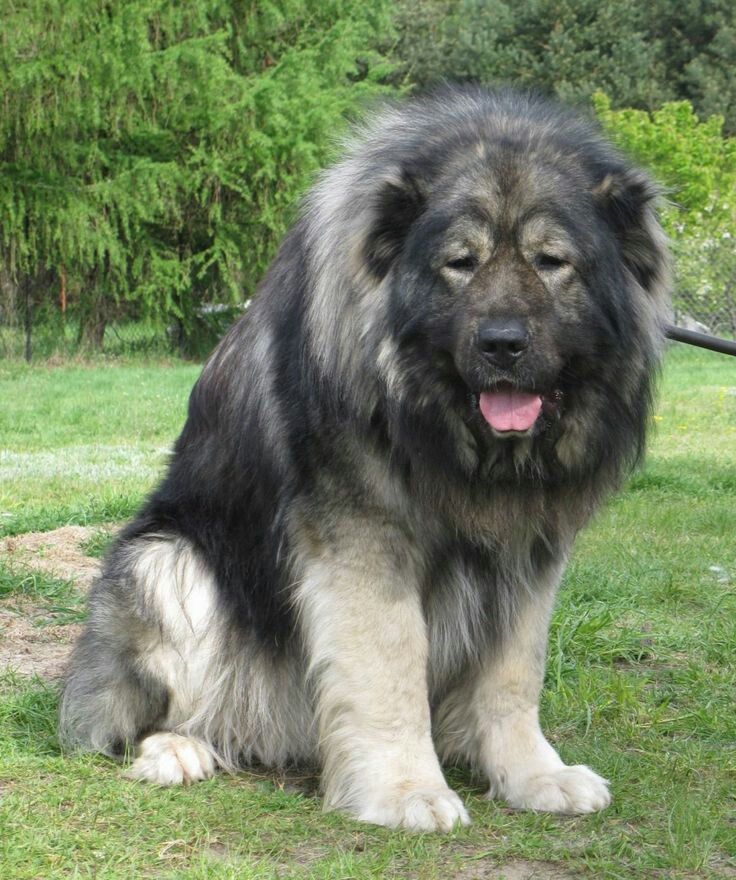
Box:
[61,86,670,768]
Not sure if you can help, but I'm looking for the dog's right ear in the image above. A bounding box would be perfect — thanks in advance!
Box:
[364,170,426,279]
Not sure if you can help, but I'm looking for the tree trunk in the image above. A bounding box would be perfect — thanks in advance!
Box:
[77,279,108,350]
[24,275,33,363]
[77,312,107,350]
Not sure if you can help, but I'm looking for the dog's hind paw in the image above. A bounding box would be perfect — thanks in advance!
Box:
[500,764,611,814]
[358,785,471,832]
[124,732,217,786]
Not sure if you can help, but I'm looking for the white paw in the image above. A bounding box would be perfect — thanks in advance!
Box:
[358,785,471,832]
[124,732,217,786]
[501,764,611,814]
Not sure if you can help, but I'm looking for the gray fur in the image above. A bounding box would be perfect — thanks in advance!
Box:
[61,87,670,830]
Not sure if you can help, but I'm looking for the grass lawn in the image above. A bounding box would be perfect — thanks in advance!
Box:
[0,360,201,536]
[0,346,735,879]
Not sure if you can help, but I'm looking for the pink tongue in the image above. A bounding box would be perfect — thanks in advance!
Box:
[479,390,543,433]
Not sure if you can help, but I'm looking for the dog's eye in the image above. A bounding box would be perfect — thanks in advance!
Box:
[444,255,478,273]
[534,253,568,271]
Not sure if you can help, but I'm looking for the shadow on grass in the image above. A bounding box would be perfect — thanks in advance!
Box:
[0,673,61,757]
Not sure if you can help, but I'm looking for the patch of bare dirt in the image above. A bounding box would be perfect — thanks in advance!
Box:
[0,604,82,680]
[0,525,113,679]
[0,524,111,588]
[443,858,577,880]
[709,855,736,878]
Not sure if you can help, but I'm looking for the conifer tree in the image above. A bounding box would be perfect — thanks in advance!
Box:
[394,0,736,132]
[0,0,393,352]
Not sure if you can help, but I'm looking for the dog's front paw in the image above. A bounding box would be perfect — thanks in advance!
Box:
[124,732,216,786]
[500,764,611,814]
[359,785,471,832]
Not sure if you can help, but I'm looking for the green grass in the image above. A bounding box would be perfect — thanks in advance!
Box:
[0,345,735,878]
[0,565,86,626]
[79,528,116,559]
[0,360,200,535]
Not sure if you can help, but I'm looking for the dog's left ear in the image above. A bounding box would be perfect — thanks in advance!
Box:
[594,168,669,296]
[364,169,426,279]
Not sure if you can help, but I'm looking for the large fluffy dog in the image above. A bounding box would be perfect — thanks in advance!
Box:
[61,87,670,831]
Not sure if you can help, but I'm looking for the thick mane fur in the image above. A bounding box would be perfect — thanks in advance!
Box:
[60,89,670,829]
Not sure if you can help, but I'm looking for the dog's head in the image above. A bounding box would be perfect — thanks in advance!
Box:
[307,88,670,483]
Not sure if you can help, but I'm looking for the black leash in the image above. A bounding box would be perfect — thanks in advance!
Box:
[666,325,736,357]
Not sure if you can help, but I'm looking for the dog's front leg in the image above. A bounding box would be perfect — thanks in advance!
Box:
[296,542,470,832]
[438,564,611,814]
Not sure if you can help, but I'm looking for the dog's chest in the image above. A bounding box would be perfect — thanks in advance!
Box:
[421,528,544,695]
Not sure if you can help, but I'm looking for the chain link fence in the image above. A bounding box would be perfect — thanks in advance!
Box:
[669,235,736,337]
[0,277,733,363]
[673,289,736,337]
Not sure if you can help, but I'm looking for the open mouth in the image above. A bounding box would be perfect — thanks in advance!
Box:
[477,384,563,436]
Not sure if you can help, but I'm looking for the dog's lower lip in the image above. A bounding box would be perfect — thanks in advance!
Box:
[541,388,564,418]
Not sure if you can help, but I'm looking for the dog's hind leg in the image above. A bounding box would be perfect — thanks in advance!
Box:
[59,600,171,758]
[124,732,217,785]
[60,535,223,784]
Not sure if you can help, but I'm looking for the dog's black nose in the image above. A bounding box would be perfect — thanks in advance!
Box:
[477,319,529,368]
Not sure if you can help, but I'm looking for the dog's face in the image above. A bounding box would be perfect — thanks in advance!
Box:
[364,130,668,477]
[427,168,594,439]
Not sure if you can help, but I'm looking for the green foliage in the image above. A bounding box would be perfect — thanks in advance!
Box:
[0,0,394,350]
[3,0,735,351]
[394,0,736,132]
[593,94,736,333]
[644,0,736,133]
[593,94,736,220]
